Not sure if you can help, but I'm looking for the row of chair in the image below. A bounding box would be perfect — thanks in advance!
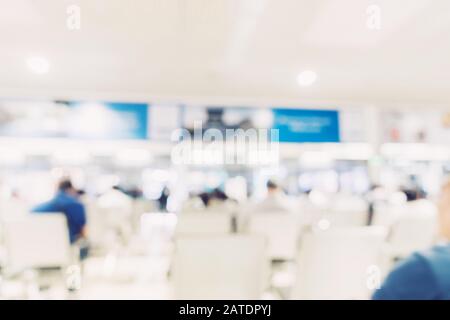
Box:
[175,200,439,261]
[0,201,438,299]
[170,204,438,299]
[175,212,299,260]
[171,227,387,299]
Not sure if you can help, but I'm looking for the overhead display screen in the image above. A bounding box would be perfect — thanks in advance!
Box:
[0,100,343,143]
[0,100,149,140]
[181,105,341,143]
[272,108,340,143]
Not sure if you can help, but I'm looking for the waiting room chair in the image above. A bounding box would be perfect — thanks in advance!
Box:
[139,212,177,255]
[386,201,438,259]
[3,214,72,272]
[247,212,299,261]
[175,211,233,236]
[172,235,268,299]
[291,226,387,300]
[326,194,369,227]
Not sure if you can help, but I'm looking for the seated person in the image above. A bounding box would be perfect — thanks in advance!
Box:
[253,180,291,213]
[207,188,232,210]
[373,181,450,300]
[32,179,87,246]
[197,188,236,213]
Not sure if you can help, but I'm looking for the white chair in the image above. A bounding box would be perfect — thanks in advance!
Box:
[132,199,157,231]
[332,194,368,212]
[3,214,72,272]
[291,226,387,300]
[327,195,368,227]
[247,212,299,261]
[372,203,402,228]
[175,212,232,236]
[0,199,29,219]
[140,212,177,255]
[324,210,368,227]
[387,200,438,258]
[93,205,133,248]
[84,201,109,249]
[96,191,134,245]
[0,200,29,248]
[172,235,268,299]
[296,197,320,227]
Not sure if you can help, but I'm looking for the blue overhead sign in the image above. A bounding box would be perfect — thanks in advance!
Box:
[0,100,149,140]
[68,101,149,140]
[272,108,340,143]
[0,100,341,143]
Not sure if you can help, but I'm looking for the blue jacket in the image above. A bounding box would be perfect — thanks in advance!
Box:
[373,244,450,300]
[32,191,86,243]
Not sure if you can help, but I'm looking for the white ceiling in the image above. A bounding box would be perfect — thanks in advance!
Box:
[1,0,450,105]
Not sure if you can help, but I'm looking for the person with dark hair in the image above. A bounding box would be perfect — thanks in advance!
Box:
[266,180,278,191]
[205,188,234,210]
[198,192,210,207]
[366,184,385,226]
[32,179,87,244]
[254,179,291,213]
[158,187,170,212]
[210,188,228,202]
[402,188,419,202]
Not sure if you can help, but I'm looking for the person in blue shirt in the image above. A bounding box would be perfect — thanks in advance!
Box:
[373,181,450,300]
[33,179,87,244]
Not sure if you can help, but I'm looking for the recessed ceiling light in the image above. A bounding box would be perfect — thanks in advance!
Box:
[26,56,50,74]
[297,70,317,87]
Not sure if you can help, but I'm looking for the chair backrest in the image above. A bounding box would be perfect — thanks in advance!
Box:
[3,214,72,271]
[332,194,368,212]
[175,211,232,236]
[172,235,268,299]
[247,212,299,260]
[372,203,402,227]
[291,226,387,300]
[132,199,157,230]
[323,210,368,227]
[97,191,133,230]
[388,200,438,257]
[0,199,29,218]
[140,212,177,254]
[326,195,368,227]
[84,201,108,246]
[0,200,29,243]
[97,206,133,227]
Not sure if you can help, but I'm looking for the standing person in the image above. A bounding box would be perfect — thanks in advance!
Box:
[32,179,87,244]
[373,181,450,300]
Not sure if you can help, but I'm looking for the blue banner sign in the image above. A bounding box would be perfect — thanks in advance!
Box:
[68,101,148,140]
[0,100,149,140]
[272,108,340,143]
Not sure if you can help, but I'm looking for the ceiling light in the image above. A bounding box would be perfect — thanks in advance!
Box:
[297,70,317,87]
[26,56,50,74]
